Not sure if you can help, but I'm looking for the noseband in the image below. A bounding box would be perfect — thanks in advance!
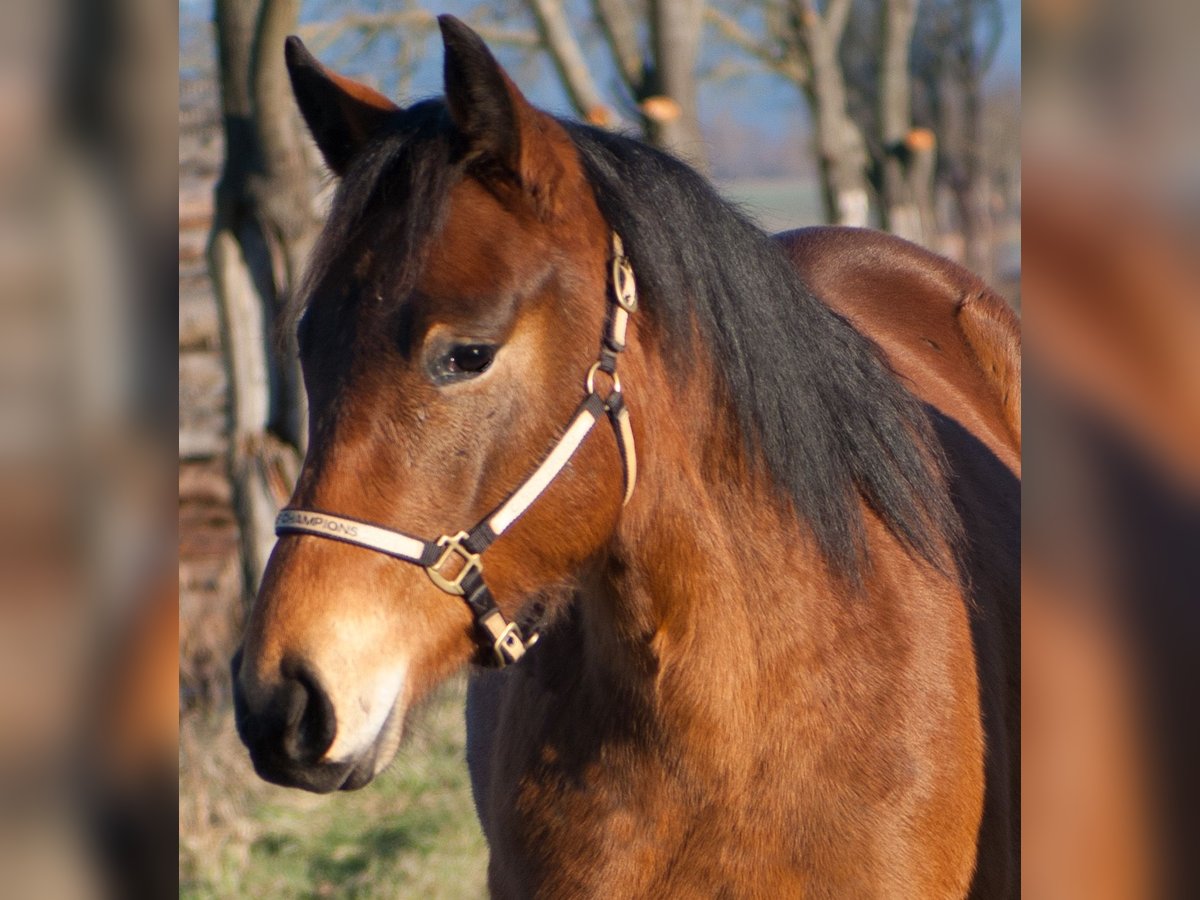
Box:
[275,233,639,668]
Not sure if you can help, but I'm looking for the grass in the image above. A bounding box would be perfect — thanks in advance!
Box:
[180,676,489,899]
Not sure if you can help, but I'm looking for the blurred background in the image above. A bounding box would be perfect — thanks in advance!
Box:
[1,0,1197,895]
[1023,1,1200,898]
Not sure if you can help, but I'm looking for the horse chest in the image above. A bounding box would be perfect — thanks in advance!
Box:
[478,719,912,897]
[486,773,808,898]
[472,646,982,898]
[486,780,923,899]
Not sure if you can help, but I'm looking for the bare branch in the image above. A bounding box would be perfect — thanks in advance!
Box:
[591,0,645,94]
[525,0,616,124]
[789,0,851,42]
[704,6,809,84]
[297,12,538,56]
[297,10,432,54]
[705,7,768,57]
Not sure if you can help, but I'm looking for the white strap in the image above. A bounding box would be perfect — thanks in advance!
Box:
[276,509,428,562]
[610,306,630,348]
[487,404,600,536]
[613,403,637,505]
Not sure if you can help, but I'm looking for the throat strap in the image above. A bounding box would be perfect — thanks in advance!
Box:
[274,231,638,668]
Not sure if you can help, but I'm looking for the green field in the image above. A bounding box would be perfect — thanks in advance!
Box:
[180,677,488,899]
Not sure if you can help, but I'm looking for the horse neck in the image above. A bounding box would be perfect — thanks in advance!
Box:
[579,333,842,749]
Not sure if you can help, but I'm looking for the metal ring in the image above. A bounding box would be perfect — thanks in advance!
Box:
[585,361,621,396]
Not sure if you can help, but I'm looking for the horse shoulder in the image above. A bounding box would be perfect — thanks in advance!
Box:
[776,227,1021,897]
[774,227,1021,475]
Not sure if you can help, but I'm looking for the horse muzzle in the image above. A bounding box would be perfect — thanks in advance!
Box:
[230,648,392,793]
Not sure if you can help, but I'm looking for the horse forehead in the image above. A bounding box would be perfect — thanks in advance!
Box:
[418,181,560,303]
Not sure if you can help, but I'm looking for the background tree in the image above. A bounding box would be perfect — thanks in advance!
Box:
[875,0,936,241]
[522,0,711,170]
[708,0,874,225]
[208,0,319,599]
[837,0,935,241]
[710,0,1008,259]
[911,0,1005,279]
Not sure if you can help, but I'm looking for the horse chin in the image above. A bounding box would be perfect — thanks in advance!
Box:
[337,756,382,791]
[338,702,406,791]
[248,743,387,794]
[248,754,356,794]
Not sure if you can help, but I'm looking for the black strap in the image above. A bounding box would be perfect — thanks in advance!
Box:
[464,523,497,554]
[460,569,540,667]
[459,569,494,620]
[598,348,619,375]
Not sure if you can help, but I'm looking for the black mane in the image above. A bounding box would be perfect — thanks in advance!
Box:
[295,103,959,582]
[566,124,958,580]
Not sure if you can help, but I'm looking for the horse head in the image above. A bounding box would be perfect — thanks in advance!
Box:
[232,17,633,792]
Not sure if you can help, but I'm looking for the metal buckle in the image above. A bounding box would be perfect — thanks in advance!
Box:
[425,531,481,596]
[493,621,540,666]
[611,254,638,313]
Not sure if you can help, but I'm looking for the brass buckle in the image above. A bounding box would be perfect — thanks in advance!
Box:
[493,621,540,666]
[425,531,481,596]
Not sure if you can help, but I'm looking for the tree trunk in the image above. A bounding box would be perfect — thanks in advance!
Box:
[592,0,643,92]
[958,65,993,280]
[878,0,928,243]
[582,0,710,171]
[646,0,708,171]
[526,0,614,125]
[906,127,938,242]
[800,0,872,227]
[249,0,317,451]
[209,0,317,601]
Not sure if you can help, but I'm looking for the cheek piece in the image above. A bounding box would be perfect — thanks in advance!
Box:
[275,232,639,667]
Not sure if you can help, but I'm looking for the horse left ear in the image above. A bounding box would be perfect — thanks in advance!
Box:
[438,15,571,216]
[285,36,400,176]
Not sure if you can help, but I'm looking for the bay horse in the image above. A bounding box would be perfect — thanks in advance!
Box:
[232,16,1019,898]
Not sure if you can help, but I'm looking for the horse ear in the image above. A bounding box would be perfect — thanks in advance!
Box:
[284,36,399,176]
[438,15,570,215]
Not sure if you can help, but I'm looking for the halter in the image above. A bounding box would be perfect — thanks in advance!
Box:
[274,233,639,668]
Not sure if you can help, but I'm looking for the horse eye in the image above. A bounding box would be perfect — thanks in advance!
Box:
[445,344,495,376]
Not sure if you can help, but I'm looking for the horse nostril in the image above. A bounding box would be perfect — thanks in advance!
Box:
[231,654,339,778]
[280,662,336,764]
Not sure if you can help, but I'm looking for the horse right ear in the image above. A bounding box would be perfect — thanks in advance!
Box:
[284,36,399,176]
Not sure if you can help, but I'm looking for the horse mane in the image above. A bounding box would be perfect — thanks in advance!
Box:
[566,124,959,581]
[288,101,960,583]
